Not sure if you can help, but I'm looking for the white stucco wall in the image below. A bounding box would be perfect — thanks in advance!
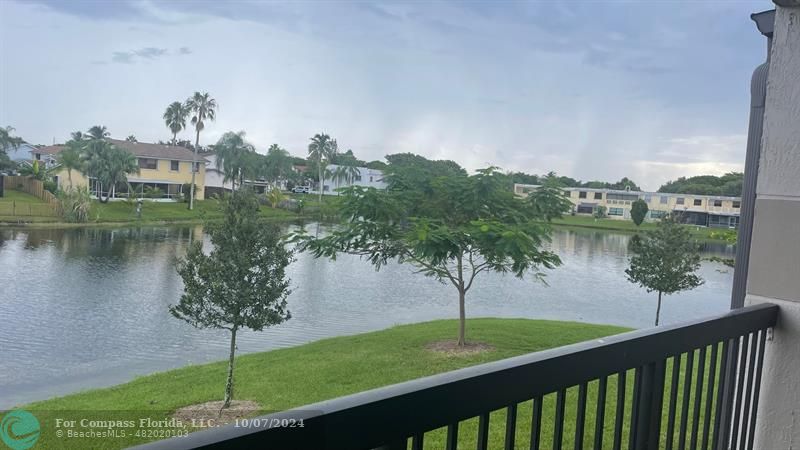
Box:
[321,164,387,195]
[746,4,800,449]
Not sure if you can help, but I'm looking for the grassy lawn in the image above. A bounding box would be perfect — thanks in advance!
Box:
[88,199,297,223]
[552,215,734,242]
[17,318,723,450]
[0,189,59,221]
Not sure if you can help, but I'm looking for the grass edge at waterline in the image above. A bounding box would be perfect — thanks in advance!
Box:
[20,318,629,449]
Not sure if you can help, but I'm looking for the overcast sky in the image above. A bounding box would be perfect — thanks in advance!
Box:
[0,0,772,190]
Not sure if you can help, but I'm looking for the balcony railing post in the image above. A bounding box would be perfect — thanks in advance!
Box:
[633,360,666,450]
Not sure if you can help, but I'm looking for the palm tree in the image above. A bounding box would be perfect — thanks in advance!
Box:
[213,131,255,190]
[0,126,24,154]
[185,92,217,210]
[125,135,137,143]
[87,125,110,140]
[163,101,188,144]
[332,165,348,195]
[85,140,138,203]
[70,130,86,142]
[339,155,361,188]
[308,133,337,204]
[58,141,86,189]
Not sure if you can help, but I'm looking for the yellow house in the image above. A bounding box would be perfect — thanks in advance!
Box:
[45,139,206,200]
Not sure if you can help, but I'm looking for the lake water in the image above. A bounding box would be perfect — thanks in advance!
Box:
[0,224,736,408]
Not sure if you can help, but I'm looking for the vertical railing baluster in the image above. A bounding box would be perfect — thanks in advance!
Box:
[714,338,737,450]
[701,343,720,450]
[554,388,567,450]
[632,360,666,450]
[690,347,707,450]
[746,329,768,450]
[411,433,423,450]
[446,422,459,450]
[739,331,759,450]
[531,395,543,450]
[505,404,518,450]
[594,376,608,450]
[477,413,490,450]
[678,349,695,450]
[575,382,588,450]
[731,334,751,447]
[628,367,642,450]
[666,353,683,450]
[613,371,626,450]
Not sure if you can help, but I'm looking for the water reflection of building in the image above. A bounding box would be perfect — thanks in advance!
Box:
[515,184,741,229]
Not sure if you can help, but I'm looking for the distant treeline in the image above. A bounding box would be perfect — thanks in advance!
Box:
[510,171,743,197]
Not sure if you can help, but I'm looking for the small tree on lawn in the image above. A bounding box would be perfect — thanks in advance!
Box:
[630,199,648,226]
[171,189,292,408]
[296,168,571,347]
[625,216,703,326]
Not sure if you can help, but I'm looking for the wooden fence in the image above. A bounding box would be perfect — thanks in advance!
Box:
[0,176,60,217]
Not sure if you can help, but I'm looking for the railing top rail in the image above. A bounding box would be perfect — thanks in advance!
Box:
[133,303,778,450]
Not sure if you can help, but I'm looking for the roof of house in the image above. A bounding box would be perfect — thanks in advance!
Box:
[35,145,67,155]
[108,139,199,161]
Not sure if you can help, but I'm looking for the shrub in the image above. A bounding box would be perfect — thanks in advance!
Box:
[58,187,92,223]
[43,180,58,194]
[181,183,197,203]
[594,205,607,218]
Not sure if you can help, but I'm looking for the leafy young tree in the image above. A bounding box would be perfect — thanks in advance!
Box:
[308,133,337,203]
[163,101,189,144]
[185,91,217,210]
[297,168,569,346]
[383,153,467,193]
[625,216,704,326]
[630,199,649,226]
[171,190,292,408]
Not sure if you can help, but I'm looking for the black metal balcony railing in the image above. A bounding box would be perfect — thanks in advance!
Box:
[135,303,778,450]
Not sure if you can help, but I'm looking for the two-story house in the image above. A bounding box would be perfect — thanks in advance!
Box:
[46,139,207,200]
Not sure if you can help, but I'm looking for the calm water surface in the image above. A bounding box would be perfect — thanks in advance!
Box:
[0,224,735,408]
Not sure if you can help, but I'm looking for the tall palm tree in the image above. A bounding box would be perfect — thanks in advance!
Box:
[85,141,138,203]
[87,125,110,140]
[307,133,337,204]
[0,126,24,154]
[213,131,255,190]
[185,92,217,210]
[263,144,292,189]
[125,135,137,143]
[58,140,86,189]
[339,155,361,188]
[163,101,188,144]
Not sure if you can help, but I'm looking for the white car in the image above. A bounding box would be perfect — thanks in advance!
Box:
[292,186,311,194]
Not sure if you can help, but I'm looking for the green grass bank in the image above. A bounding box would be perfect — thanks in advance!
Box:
[21,319,628,449]
[17,319,723,450]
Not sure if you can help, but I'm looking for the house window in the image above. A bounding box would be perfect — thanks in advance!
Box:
[693,199,702,206]
[733,201,741,208]
[608,208,624,216]
[34,153,41,160]
[677,197,685,205]
[369,176,373,182]
[650,210,667,219]
[714,200,722,207]
[138,158,158,170]
[578,191,587,199]
[644,195,652,202]
[192,162,200,173]
[660,196,668,204]
[594,192,602,200]
[170,160,179,171]
[355,175,362,181]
